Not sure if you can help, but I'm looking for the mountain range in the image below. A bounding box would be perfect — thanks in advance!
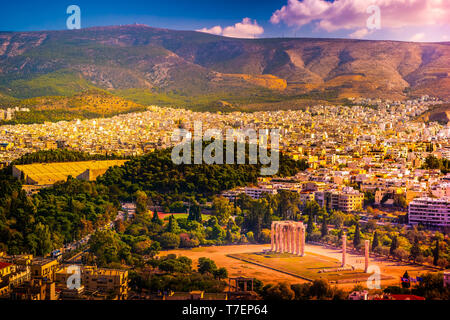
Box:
[0,24,449,113]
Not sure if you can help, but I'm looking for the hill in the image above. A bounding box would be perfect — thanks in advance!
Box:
[0,24,449,112]
[1,89,148,124]
[416,103,450,124]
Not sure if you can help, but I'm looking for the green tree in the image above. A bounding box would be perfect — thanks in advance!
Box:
[167,215,181,234]
[158,232,180,249]
[188,202,202,223]
[433,239,440,266]
[321,214,328,238]
[401,271,411,289]
[390,236,398,256]
[263,282,295,300]
[353,223,361,248]
[134,190,148,215]
[213,267,228,280]
[151,211,163,225]
[372,231,379,251]
[306,212,314,242]
[212,196,234,225]
[410,237,421,263]
[198,257,217,275]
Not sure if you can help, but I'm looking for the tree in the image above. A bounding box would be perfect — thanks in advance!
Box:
[212,196,234,225]
[188,202,202,222]
[134,190,148,215]
[372,231,379,252]
[158,232,180,249]
[401,271,411,289]
[263,282,295,300]
[410,237,421,263]
[321,215,328,238]
[390,236,398,257]
[306,212,314,242]
[151,211,163,225]
[353,223,361,248]
[213,267,228,280]
[433,239,440,266]
[167,215,180,234]
[198,257,217,275]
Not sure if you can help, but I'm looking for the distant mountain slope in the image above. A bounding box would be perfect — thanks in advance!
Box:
[417,103,450,124]
[0,24,449,111]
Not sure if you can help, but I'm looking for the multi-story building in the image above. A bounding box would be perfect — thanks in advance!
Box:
[243,186,277,199]
[315,187,364,212]
[56,266,128,300]
[408,197,450,228]
[30,257,59,281]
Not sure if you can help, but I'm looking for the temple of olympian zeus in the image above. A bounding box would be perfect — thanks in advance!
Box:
[270,225,371,273]
[270,221,306,256]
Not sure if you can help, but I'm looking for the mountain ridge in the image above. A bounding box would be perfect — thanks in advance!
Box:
[0,24,449,112]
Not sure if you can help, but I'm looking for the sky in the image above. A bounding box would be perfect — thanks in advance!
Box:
[0,0,449,42]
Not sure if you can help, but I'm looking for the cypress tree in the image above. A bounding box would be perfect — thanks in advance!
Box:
[152,211,163,225]
[167,214,180,233]
[353,223,361,248]
[410,237,421,263]
[390,236,398,256]
[372,231,379,251]
[321,215,328,238]
[433,239,440,266]
[306,212,314,242]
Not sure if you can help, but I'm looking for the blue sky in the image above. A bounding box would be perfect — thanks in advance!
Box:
[0,0,448,42]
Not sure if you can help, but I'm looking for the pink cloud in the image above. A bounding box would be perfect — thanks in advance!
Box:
[197,18,264,38]
[197,25,223,35]
[349,28,370,39]
[271,0,450,32]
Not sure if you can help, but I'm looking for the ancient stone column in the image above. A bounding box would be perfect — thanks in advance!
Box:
[276,223,281,253]
[288,224,293,253]
[342,233,347,267]
[296,225,301,255]
[300,225,305,257]
[278,223,284,253]
[271,222,275,252]
[364,239,370,273]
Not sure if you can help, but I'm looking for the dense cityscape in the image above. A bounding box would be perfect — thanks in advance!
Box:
[0,1,449,311]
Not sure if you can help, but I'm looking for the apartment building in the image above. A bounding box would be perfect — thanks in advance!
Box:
[56,266,128,300]
[31,257,59,281]
[315,187,364,212]
[408,197,450,228]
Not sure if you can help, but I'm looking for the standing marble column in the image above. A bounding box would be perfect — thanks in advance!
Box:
[288,224,293,253]
[276,224,280,252]
[364,240,370,273]
[271,222,275,252]
[280,225,285,253]
[342,233,347,267]
[300,225,305,257]
[294,226,299,255]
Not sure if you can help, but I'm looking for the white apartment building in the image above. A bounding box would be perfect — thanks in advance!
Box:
[243,186,277,199]
[408,197,450,228]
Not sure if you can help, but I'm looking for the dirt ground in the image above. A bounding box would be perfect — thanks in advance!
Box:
[161,243,438,290]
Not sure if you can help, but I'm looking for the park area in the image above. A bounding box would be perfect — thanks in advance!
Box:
[162,244,439,289]
[228,251,374,283]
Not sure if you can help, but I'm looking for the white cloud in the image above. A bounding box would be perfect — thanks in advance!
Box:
[196,26,222,35]
[349,28,369,39]
[410,33,426,42]
[271,0,450,31]
[197,18,264,38]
